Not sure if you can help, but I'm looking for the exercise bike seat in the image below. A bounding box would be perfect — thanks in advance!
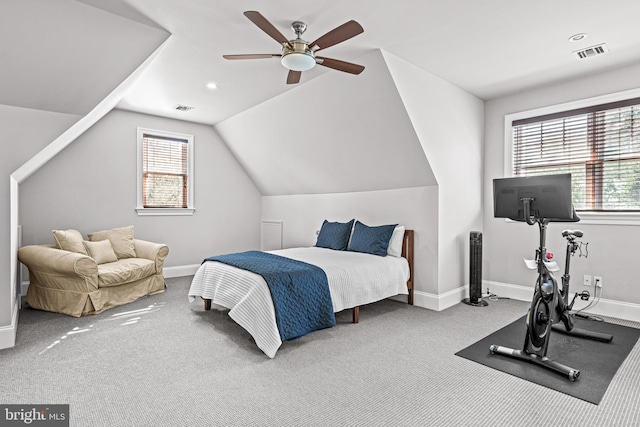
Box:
[562,229,583,238]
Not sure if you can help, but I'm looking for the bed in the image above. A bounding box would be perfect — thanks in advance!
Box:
[188,222,414,358]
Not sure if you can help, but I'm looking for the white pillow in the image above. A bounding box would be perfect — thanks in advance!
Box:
[52,229,88,255]
[387,225,405,257]
[88,225,136,259]
[83,239,118,264]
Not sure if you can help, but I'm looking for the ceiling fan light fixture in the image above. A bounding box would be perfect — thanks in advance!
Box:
[226,12,365,83]
[281,52,316,71]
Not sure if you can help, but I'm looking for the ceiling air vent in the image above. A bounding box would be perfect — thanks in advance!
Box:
[573,43,609,59]
[174,104,195,112]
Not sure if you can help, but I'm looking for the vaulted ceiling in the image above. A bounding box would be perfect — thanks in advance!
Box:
[0,0,168,116]
[3,0,640,197]
[3,1,640,125]
[112,0,640,125]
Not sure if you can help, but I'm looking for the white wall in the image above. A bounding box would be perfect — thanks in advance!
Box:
[382,51,485,295]
[261,186,438,296]
[484,63,640,306]
[259,50,486,308]
[19,109,262,268]
[0,106,81,328]
[216,49,436,196]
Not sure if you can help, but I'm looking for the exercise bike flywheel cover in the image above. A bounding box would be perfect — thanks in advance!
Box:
[527,293,551,348]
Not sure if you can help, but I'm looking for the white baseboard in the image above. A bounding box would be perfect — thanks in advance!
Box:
[21,280,29,296]
[484,280,640,323]
[484,280,534,302]
[0,296,19,350]
[18,264,638,324]
[163,264,199,279]
[411,280,640,323]
[413,286,467,311]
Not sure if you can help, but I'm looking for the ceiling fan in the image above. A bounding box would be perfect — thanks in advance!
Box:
[223,11,365,84]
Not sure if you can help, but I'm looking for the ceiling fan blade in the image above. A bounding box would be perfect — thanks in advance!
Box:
[316,57,365,75]
[309,20,364,51]
[223,54,281,60]
[244,11,292,48]
[287,70,301,84]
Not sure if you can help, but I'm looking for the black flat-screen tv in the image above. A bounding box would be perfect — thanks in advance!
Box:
[493,174,575,221]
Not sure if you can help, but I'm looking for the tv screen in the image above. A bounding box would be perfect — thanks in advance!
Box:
[493,174,574,221]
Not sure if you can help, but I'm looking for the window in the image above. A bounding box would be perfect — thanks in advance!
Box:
[137,128,194,216]
[511,97,640,213]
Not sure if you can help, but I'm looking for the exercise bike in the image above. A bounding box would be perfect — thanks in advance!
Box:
[489,197,613,381]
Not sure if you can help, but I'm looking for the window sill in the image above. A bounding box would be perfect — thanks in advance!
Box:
[575,211,640,226]
[503,212,640,226]
[136,208,195,216]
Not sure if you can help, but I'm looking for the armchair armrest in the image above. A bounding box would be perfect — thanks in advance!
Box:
[18,245,99,292]
[134,239,169,274]
[18,245,97,277]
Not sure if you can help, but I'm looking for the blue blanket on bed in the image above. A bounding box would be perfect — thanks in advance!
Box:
[204,251,336,341]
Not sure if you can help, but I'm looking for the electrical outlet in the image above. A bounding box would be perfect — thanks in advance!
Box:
[583,275,592,287]
[594,276,603,288]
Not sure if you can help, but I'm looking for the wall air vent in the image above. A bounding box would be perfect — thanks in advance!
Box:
[174,104,195,112]
[573,43,609,59]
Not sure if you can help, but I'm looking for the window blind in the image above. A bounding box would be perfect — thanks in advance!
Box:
[142,133,188,208]
[512,98,640,212]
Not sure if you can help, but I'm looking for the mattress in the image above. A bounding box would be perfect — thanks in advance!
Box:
[188,246,410,358]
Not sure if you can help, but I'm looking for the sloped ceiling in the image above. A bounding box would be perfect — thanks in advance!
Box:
[215,49,435,196]
[0,0,168,115]
[111,0,640,125]
[5,1,640,125]
[6,0,640,199]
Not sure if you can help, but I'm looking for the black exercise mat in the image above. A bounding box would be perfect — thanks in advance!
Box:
[456,315,640,404]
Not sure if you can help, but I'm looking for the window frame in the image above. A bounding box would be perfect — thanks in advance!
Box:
[136,127,195,216]
[504,87,640,226]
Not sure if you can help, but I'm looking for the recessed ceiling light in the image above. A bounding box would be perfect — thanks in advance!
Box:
[206,82,217,90]
[569,33,588,43]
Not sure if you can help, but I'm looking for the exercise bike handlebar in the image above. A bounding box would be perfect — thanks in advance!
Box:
[522,197,537,226]
[515,197,581,225]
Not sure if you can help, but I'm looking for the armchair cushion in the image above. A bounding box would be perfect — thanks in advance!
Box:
[97,258,156,288]
[83,239,118,264]
[52,229,88,255]
[88,225,136,259]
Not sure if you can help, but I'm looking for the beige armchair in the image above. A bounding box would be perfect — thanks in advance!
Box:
[18,226,169,317]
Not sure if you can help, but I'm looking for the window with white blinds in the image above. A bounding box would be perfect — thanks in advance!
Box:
[137,128,194,215]
[512,97,640,212]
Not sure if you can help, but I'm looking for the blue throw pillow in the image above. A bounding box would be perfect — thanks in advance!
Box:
[347,221,397,256]
[315,219,355,251]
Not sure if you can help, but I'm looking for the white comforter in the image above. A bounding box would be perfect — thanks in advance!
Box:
[188,247,410,358]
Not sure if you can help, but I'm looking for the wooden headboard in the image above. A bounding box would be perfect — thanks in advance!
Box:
[401,229,414,305]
